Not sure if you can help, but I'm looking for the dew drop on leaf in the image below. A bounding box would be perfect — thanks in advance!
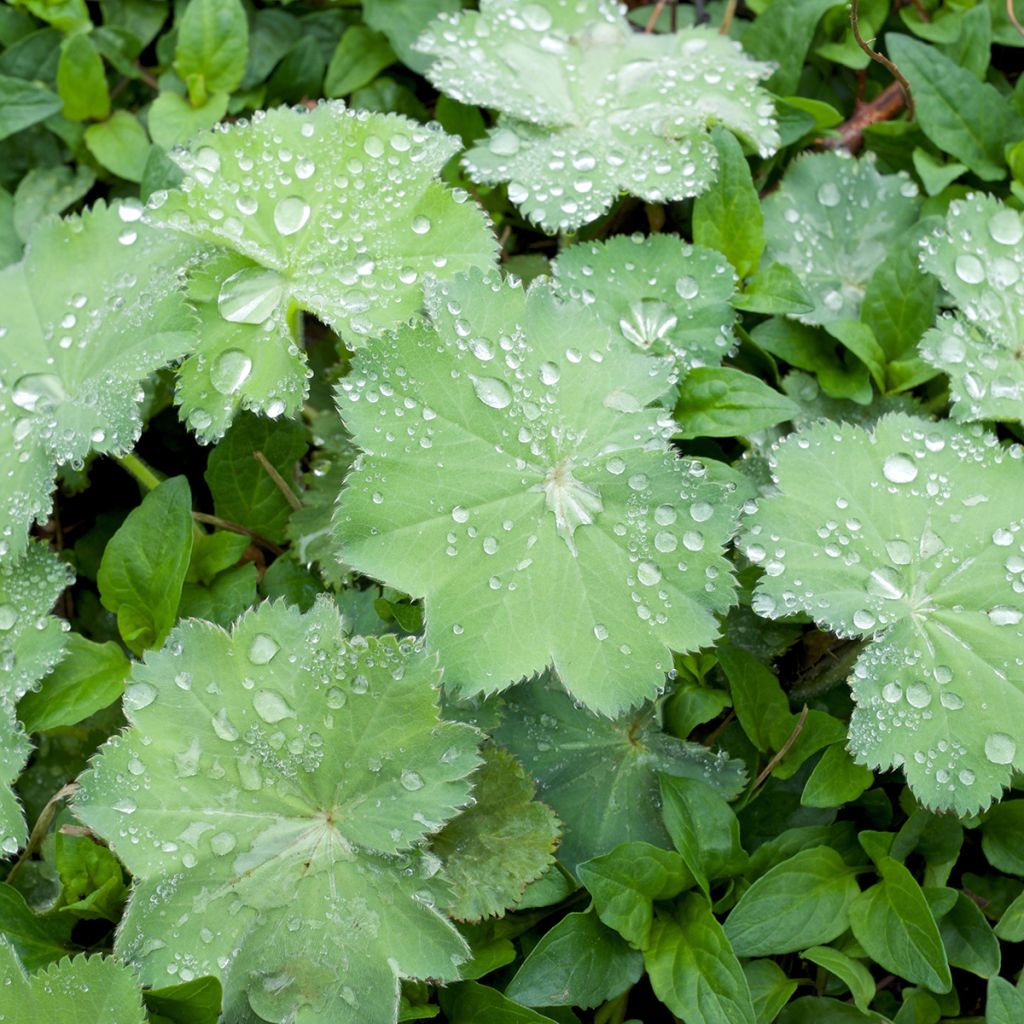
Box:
[882,453,918,484]
[253,690,296,723]
[218,268,284,325]
[985,733,1017,764]
[954,254,985,285]
[273,196,311,236]
[400,769,425,791]
[11,373,67,413]
[210,350,254,395]
[248,633,281,665]
[471,376,513,409]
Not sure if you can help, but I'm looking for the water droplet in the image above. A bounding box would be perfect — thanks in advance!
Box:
[400,769,424,791]
[326,686,346,709]
[988,606,1022,626]
[211,708,239,742]
[451,505,469,524]
[411,215,432,235]
[868,566,905,601]
[654,531,677,553]
[985,733,1016,765]
[988,208,1023,246]
[472,376,512,409]
[11,373,66,413]
[210,831,236,855]
[124,682,156,711]
[882,453,918,484]
[539,362,560,385]
[853,609,876,631]
[253,689,296,723]
[248,633,280,664]
[593,623,608,640]
[522,2,553,30]
[882,682,903,703]
[273,197,311,236]
[0,605,17,631]
[690,502,713,523]
[954,254,985,285]
[817,182,841,207]
[939,691,964,711]
[210,349,253,395]
[676,276,699,300]
[636,560,662,586]
[905,682,932,708]
[218,268,284,325]
[885,538,913,566]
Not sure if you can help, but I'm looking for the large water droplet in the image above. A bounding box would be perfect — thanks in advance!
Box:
[253,689,296,723]
[905,682,932,708]
[211,349,253,395]
[853,609,876,631]
[0,605,18,631]
[868,566,905,601]
[11,373,66,413]
[400,769,424,791]
[882,453,918,484]
[472,376,512,410]
[248,633,281,665]
[273,197,311,236]
[124,682,157,711]
[988,606,1023,626]
[211,708,239,742]
[218,268,284,325]
[985,732,1016,764]
[636,560,662,586]
[954,254,985,285]
[817,182,841,207]
[988,208,1023,246]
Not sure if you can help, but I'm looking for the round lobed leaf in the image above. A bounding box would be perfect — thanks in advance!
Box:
[333,271,743,715]
[74,598,482,1024]
[740,413,1024,814]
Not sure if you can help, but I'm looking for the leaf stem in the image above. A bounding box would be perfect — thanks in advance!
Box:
[750,705,809,793]
[253,450,303,511]
[191,512,285,556]
[849,0,915,120]
[115,451,163,492]
[1008,0,1024,39]
[6,782,78,883]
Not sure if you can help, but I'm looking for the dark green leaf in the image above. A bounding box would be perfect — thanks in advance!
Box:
[982,801,1024,876]
[143,976,223,1024]
[0,883,71,969]
[987,977,1024,1024]
[743,959,798,1024]
[439,982,557,1023]
[0,74,63,141]
[801,744,875,808]
[175,0,248,106]
[84,111,150,182]
[802,946,875,1013]
[674,368,799,439]
[324,25,395,98]
[732,263,814,315]
[929,888,1000,978]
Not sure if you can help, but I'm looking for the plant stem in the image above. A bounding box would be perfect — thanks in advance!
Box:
[115,451,163,492]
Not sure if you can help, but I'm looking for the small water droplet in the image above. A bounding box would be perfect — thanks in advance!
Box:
[400,769,424,791]
[636,560,661,586]
[853,609,876,631]
[411,215,432,235]
[593,623,608,640]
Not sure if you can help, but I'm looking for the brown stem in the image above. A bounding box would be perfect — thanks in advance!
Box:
[253,450,303,511]
[750,705,809,793]
[132,61,160,91]
[850,0,915,119]
[816,80,906,154]
[645,0,668,31]
[6,782,78,882]
[1008,0,1024,38]
[191,512,285,556]
[721,0,740,32]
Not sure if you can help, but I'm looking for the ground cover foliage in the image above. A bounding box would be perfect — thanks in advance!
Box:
[3,0,1024,1020]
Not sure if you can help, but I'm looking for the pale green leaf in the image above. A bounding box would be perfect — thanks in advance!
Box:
[762,152,921,325]
[148,101,497,440]
[674,367,799,439]
[84,111,150,183]
[362,0,461,74]
[741,413,1024,814]
[416,0,779,232]
[175,0,249,105]
[334,272,742,714]
[919,193,1024,423]
[74,599,481,1024]
[324,26,395,98]
[553,233,737,374]
[0,938,147,1024]
[0,201,196,561]
[493,675,746,872]
[56,33,110,122]
[431,746,559,922]
[148,90,229,150]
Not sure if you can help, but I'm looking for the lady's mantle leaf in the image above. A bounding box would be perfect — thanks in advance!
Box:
[762,152,920,325]
[1,542,72,855]
[431,746,560,921]
[493,675,746,872]
[0,938,146,1024]
[334,272,742,715]
[919,193,1024,423]
[0,202,196,561]
[553,234,737,374]
[148,101,498,441]
[740,413,1024,815]
[74,599,481,1024]
[415,0,778,233]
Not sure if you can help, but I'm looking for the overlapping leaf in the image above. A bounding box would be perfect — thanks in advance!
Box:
[415,0,778,232]
[74,599,482,1024]
[762,152,921,324]
[1,542,73,855]
[0,202,196,560]
[493,675,746,872]
[553,234,737,373]
[0,938,146,1024]
[334,272,742,715]
[740,413,1024,814]
[148,101,498,440]
[919,193,1024,423]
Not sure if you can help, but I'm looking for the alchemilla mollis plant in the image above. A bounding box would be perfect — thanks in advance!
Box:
[2,0,1024,1021]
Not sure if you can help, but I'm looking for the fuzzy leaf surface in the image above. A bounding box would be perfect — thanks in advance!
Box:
[74,599,482,1024]
[919,193,1024,423]
[415,0,778,232]
[335,273,741,714]
[0,202,196,560]
[553,234,737,374]
[761,152,920,325]
[740,413,1024,814]
[149,101,497,440]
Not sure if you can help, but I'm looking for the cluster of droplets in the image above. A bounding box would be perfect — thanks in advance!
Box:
[416,0,778,231]
[762,151,920,324]
[919,193,1024,422]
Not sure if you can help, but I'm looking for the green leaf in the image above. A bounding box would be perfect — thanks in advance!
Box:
[430,746,560,922]
[493,675,746,872]
[56,33,110,122]
[724,847,860,956]
[849,856,952,992]
[18,634,128,733]
[0,201,196,561]
[911,147,967,196]
[802,946,875,1013]
[740,413,1024,814]
[97,476,194,655]
[578,841,692,948]
[335,273,742,714]
[143,976,223,1024]
[84,110,150,182]
[761,152,921,325]
[994,889,1024,941]
[363,0,461,74]
[204,412,306,544]
[660,776,746,894]
[12,164,95,244]
[801,744,875,808]
[440,982,557,1023]
[553,234,737,375]
[987,977,1024,1024]
[692,127,764,280]
[645,893,756,1024]
[744,960,798,1024]
[54,828,127,920]
[733,263,814,316]
[175,0,249,106]
[674,367,799,439]
[74,599,481,1024]
[777,996,875,1022]
[150,102,496,439]
[918,194,1024,423]
[0,74,63,141]
[930,888,1000,978]
[0,883,72,969]
[324,26,395,97]
[0,938,147,1023]
[505,910,642,1008]
[416,1,779,232]
[982,800,1024,875]
[886,33,1024,180]
[147,90,229,150]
